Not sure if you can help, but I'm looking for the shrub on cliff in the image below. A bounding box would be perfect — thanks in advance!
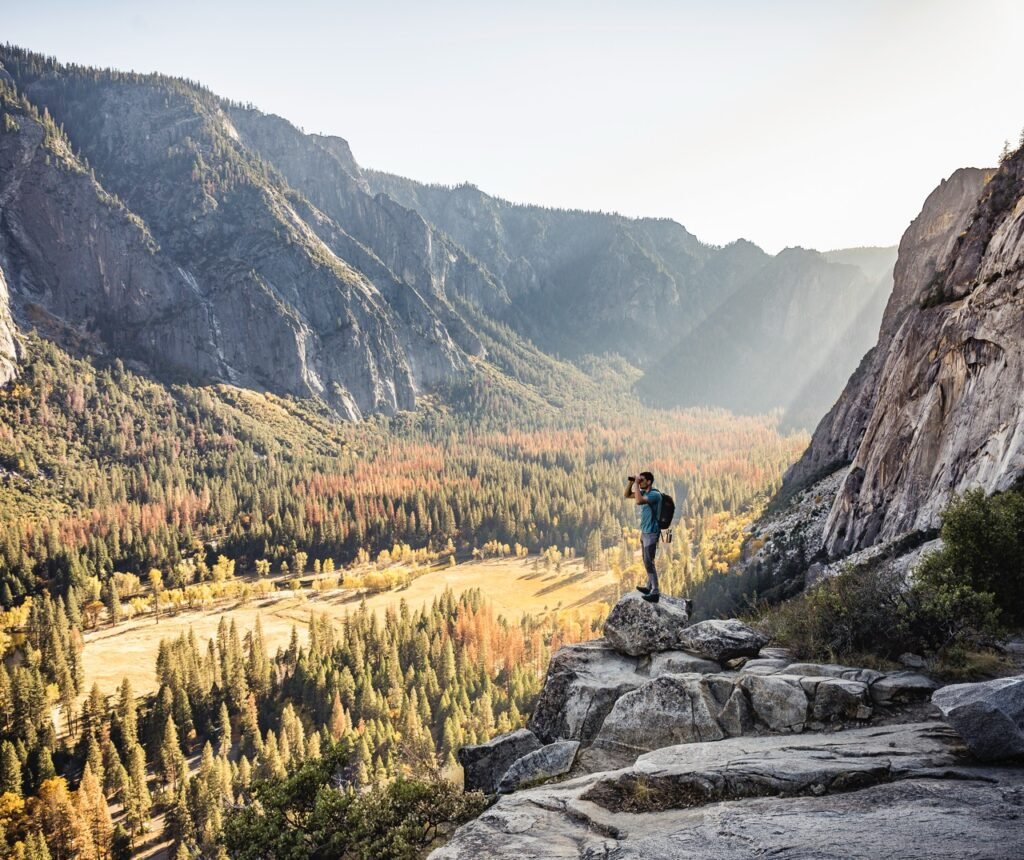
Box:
[756,487,1023,661]
[914,487,1024,627]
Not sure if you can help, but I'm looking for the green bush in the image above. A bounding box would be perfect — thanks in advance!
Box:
[754,561,910,660]
[914,487,1024,626]
[221,741,489,860]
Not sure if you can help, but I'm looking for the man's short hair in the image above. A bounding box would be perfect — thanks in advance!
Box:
[640,471,654,483]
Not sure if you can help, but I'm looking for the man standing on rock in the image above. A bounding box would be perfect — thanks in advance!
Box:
[625,472,662,603]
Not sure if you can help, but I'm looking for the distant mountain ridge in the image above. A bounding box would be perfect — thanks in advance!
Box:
[640,245,895,430]
[0,44,891,427]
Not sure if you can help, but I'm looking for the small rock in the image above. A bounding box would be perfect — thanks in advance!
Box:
[644,650,721,676]
[809,677,871,722]
[740,657,792,675]
[783,662,884,685]
[718,686,755,736]
[458,729,543,794]
[740,674,808,732]
[870,672,939,706]
[676,619,770,662]
[497,740,580,794]
[899,652,926,669]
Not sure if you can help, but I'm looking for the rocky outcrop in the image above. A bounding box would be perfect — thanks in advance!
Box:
[933,675,1024,761]
[524,597,937,771]
[440,603,1024,857]
[602,593,692,656]
[434,723,1024,859]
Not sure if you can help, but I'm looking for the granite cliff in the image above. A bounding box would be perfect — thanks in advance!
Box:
[0,50,473,419]
[778,155,1023,559]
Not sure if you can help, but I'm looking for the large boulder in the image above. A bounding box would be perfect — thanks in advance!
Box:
[497,740,580,794]
[458,729,543,794]
[677,619,769,662]
[592,674,726,755]
[932,675,1024,761]
[740,674,809,732]
[527,639,646,743]
[602,593,692,656]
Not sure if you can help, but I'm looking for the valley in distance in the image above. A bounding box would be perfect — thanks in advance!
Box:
[1,40,1022,860]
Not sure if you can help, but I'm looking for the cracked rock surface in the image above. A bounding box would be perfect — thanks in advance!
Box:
[432,723,1024,859]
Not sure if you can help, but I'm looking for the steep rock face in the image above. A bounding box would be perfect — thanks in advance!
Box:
[0,52,471,419]
[783,169,992,498]
[790,159,1024,555]
[365,172,718,362]
[0,265,18,385]
[225,108,505,327]
[0,91,227,383]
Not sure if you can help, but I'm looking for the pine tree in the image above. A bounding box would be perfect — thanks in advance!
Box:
[124,743,151,835]
[75,763,112,860]
[115,679,138,750]
[84,733,104,788]
[22,830,52,860]
[217,702,232,759]
[159,716,186,789]
[0,740,21,796]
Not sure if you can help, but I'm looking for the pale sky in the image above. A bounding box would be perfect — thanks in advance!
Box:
[5,0,1024,253]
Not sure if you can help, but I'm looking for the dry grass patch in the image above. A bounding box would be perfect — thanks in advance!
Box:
[81,557,618,698]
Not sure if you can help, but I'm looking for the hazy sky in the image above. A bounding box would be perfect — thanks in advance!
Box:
[6,1,1024,252]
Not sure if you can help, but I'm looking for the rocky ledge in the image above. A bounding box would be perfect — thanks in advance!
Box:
[434,723,1024,859]
[438,595,1024,858]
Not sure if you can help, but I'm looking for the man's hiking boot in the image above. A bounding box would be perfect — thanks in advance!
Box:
[642,592,660,603]
[636,586,651,594]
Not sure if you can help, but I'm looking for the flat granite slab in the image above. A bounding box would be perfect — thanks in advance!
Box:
[432,723,1024,859]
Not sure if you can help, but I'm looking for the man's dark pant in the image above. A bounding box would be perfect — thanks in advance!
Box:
[641,533,659,594]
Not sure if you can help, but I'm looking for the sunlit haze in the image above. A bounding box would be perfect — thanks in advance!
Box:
[7,0,1024,252]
